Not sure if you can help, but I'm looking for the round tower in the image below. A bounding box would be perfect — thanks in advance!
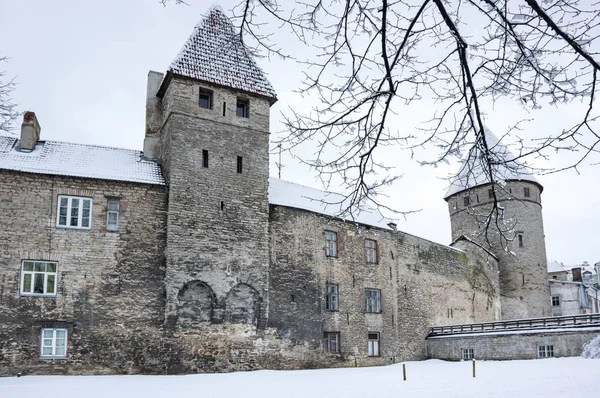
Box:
[444,133,550,320]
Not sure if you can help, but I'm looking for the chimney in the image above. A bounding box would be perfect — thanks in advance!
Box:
[572,267,582,282]
[20,111,41,152]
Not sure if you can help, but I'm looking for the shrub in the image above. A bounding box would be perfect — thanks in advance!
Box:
[581,335,600,359]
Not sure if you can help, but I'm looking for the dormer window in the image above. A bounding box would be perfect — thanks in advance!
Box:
[199,88,213,109]
[236,98,249,118]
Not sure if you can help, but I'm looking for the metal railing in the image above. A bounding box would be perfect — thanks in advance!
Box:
[429,313,600,337]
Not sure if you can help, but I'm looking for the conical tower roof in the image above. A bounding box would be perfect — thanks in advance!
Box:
[444,129,542,199]
[164,7,277,101]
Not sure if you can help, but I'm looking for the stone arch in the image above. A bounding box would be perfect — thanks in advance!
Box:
[177,280,216,323]
[226,283,261,324]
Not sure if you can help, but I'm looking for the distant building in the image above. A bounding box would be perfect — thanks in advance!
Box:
[548,260,600,315]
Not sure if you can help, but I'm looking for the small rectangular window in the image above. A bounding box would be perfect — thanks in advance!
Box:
[202,150,209,168]
[326,283,339,311]
[21,261,58,296]
[365,239,377,264]
[488,189,493,199]
[538,345,554,358]
[463,196,470,206]
[524,187,531,197]
[40,328,67,359]
[368,333,380,357]
[322,332,340,353]
[518,234,524,248]
[237,156,243,174]
[106,198,120,232]
[461,348,474,360]
[198,88,213,109]
[365,288,381,313]
[551,295,560,307]
[236,99,249,118]
[325,231,337,257]
[57,196,92,229]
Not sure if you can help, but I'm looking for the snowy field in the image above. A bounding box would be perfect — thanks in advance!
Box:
[0,357,596,398]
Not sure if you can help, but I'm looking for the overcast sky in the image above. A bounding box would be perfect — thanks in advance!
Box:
[1,0,598,266]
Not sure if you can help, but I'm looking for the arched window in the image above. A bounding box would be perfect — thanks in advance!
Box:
[177,281,216,323]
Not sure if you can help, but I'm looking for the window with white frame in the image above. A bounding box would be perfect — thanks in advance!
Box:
[21,261,57,296]
[326,283,339,311]
[365,239,377,264]
[365,288,381,313]
[322,332,340,353]
[368,333,380,357]
[57,196,92,229]
[325,231,338,257]
[106,198,120,231]
[551,295,560,307]
[537,345,554,358]
[461,348,474,360]
[40,328,67,359]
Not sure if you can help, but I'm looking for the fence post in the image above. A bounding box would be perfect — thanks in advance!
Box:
[472,359,476,378]
[403,363,407,381]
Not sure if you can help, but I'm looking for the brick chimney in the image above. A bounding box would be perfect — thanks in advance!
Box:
[20,111,41,152]
[572,267,582,282]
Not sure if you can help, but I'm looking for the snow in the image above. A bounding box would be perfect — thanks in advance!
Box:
[428,326,600,339]
[0,136,164,185]
[581,334,600,358]
[444,129,540,199]
[168,7,277,100]
[1,357,598,398]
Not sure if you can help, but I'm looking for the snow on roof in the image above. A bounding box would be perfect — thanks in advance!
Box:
[547,260,567,273]
[167,7,277,100]
[444,129,540,199]
[0,136,165,185]
[268,177,393,230]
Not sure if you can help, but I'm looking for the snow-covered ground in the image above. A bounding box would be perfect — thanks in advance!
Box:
[1,358,597,398]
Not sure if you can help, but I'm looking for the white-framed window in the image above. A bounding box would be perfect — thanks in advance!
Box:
[40,328,67,359]
[537,345,554,358]
[198,88,213,109]
[365,288,381,313]
[325,231,337,257]
[368,332,380,357]
[57,195,92,229]
[461,348,474,360]
[551,295,560,307]
[106,198,120,231]
[326,283,339,311]
[21,261,57,296]
[365,239,377,264]
[322,332,340,353]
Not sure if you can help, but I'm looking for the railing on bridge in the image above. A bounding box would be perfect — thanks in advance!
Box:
[429,313,600,337]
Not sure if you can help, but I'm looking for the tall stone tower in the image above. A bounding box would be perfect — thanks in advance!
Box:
[444,131,550,320]
[143,8,277,332]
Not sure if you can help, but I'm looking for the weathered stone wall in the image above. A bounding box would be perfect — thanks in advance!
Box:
[427,328,600,360]
[447,181,550,320]
[0,170,168,375]
[268,205,501,365]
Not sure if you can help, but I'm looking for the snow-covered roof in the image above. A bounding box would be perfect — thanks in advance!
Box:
[547,260,567,274]
[268,177,393,230]
[166,7,277,101]
[0,136,165,185]
[444,129,541,199]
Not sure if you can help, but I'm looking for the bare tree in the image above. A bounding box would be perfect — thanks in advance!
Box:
[0,55,18,136]
[163,0,600,242]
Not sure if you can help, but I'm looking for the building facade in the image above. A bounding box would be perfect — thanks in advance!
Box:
[0,8,550,375]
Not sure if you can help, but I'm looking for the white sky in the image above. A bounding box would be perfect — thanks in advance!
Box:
[1,0,598,265]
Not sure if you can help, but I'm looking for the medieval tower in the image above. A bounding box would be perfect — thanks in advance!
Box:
[143,8,276,331]
[444,131,550,320]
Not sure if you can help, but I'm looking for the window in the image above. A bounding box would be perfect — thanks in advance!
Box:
[106,198,120,232]
[202,150,209,168]
[538,345,554,358]
[40,328,67,359]
[518,234,524,248]
[524,187,531,197]
[325,231,337,257]
[322,332,340,353]
[57,196,92,229]
[461,348,474,360]
[463,196,470,206]
[365,288,381,313]
[551,295,560,307]
[368,333,380,357]
[236,98,249,118]
[198,88,213,109]
[488,189,493,199]
[326,283,339,311]
[237,156,243,174]
[21,261,57,296]
[365,239,377,264]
